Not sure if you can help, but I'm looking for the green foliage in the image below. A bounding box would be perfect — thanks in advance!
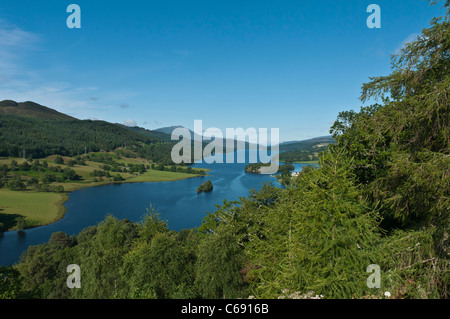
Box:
[15,216,26,230]
[246,163,294,174]
[241,149,382,298]
[195,231,246,298]
[0,157,79,192]
[6,176,26,190]
[66,159,76,167]
[112,173,125,181]
[138,206,169,243]
[17,240,70,298]
[0,266,32,299]
[54,156,64,165]
[122,231,194,298]
[329,6,449,252]
[279,164,295,172]
[75,216,138,298]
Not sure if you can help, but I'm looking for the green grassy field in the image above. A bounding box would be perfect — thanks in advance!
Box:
[124,169,207,182]
[59,167,209,192]
[0,153,210,231]
[0,189,67,230]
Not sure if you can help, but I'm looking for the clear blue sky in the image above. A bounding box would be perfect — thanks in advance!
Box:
[0,0,445,142]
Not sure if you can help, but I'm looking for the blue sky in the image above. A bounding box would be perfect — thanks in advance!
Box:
[0,0,445,142]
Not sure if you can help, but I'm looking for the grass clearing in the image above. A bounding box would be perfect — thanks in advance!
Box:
[126,168,208,183]
[0,189,67,229]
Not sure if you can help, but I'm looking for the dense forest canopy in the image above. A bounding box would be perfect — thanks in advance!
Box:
[0,113,176,161]
[1,1,448,299]
[0,100,183,164]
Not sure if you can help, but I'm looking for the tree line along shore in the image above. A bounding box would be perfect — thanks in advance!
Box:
[0,151,209,234]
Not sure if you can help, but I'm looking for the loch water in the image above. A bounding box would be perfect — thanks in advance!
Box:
[0,150,313,266]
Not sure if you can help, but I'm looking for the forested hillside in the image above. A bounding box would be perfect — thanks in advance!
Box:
[0,2,448,299]
[0,101,176,163]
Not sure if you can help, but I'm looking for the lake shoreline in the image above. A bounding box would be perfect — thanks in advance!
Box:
[0,154,305,266]
[0,169,210,233]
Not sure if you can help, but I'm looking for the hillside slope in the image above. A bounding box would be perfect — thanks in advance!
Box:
[0,100,173,161]
[0,100,77,120]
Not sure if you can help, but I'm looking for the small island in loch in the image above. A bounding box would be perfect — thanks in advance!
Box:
[196,180,213,193]
[245,163,295,174]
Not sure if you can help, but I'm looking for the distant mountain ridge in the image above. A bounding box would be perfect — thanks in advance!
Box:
[278,136,335,163]
[279,136,335,151]
[155,125,272,147]
[0,99,332,162]
[155,125,204,141]
[154,125,185,135]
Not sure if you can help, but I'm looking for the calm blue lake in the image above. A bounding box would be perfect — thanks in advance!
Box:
[0,150,312,266]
